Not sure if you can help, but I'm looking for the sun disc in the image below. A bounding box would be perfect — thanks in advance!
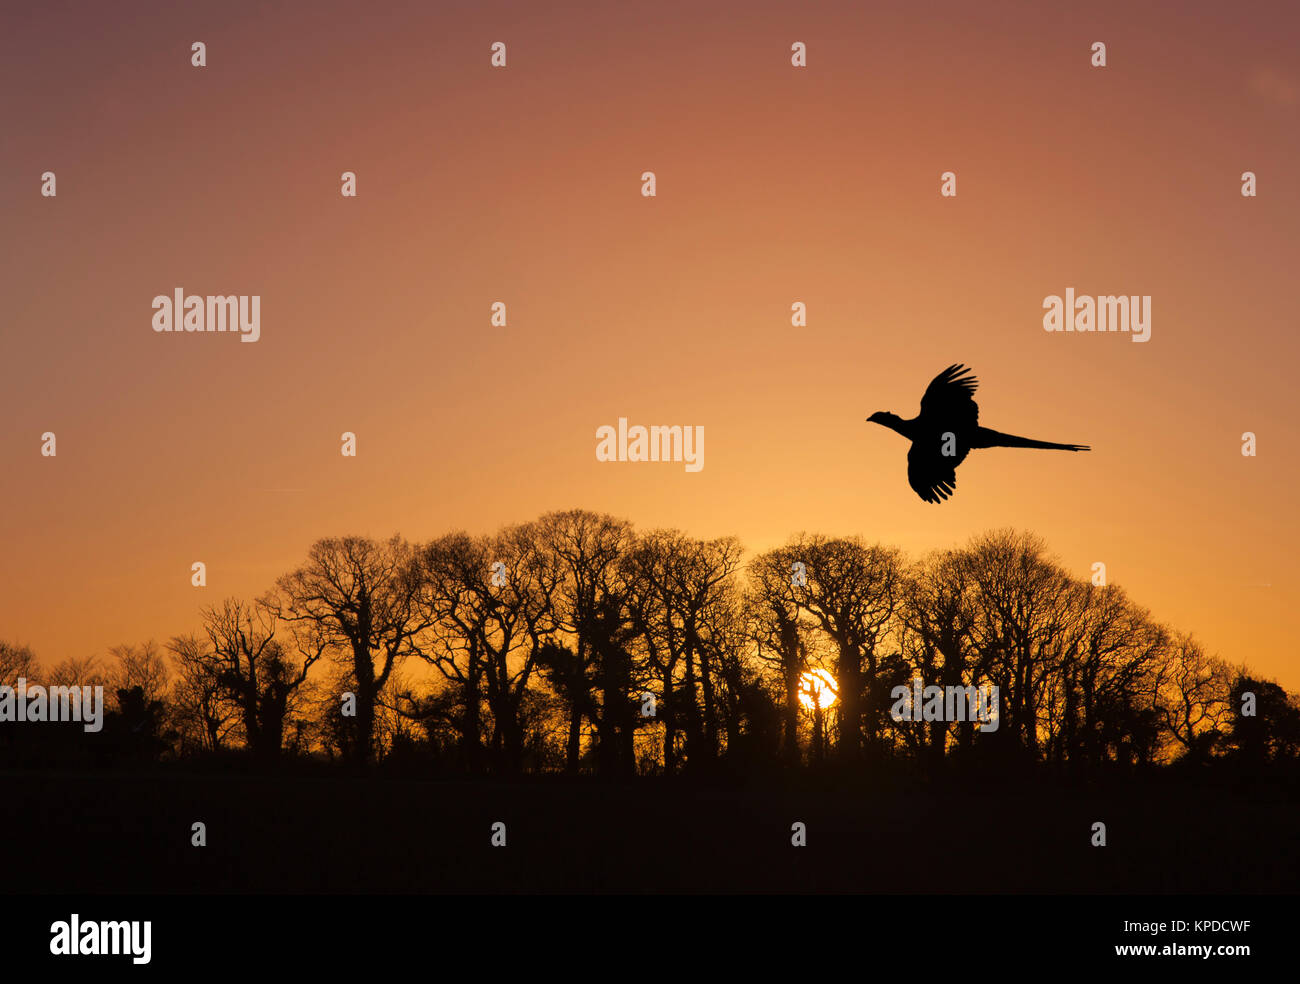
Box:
[797,668,838,710]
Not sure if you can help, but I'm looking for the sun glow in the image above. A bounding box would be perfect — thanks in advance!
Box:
[797,668,838,711]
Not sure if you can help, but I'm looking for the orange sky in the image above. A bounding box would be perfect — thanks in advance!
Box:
[2,0,1297,688]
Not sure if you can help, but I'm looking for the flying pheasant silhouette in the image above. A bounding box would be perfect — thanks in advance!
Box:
[867,364,1090,503]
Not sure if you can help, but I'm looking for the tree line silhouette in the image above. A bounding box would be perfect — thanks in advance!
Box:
[3,509,1297,779]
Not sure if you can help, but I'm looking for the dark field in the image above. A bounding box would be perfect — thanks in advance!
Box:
[5,770,1296,894]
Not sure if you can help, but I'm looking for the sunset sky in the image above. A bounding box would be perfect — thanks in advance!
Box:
[2,0,1297,688]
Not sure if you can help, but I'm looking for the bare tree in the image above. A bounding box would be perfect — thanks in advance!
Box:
[167,633,241,754]
[895,550,979,769]
[42,654,108,690]
[956,530,1075,762]
[1050,584,1167,769]
[0,641,37,687]
[264,535,429,763]
[625,531,744,771]
[106,641,170,708]
[746,549,817,765]
[190,598,325,759]
[786,535,903,762]
[1153,634,1233,764]
[408,531,494,773]
[532,510,636,775]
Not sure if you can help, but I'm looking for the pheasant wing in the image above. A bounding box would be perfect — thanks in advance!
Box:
[919,364,980,428]
[907,441,958,503]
